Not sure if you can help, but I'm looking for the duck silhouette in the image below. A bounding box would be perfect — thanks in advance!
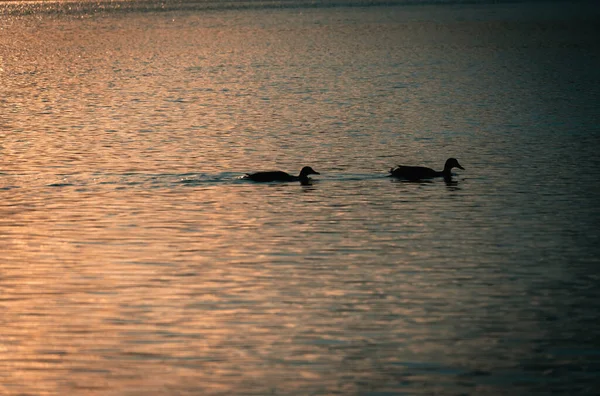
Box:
[389,158,464,181]
[243,166,320,184]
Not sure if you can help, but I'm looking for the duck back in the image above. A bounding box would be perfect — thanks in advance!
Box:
[390,165,440,181]
[245,171,296,182]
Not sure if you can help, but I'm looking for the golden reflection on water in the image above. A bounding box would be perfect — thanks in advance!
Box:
[2,2,600,395]
[1,181,502,394]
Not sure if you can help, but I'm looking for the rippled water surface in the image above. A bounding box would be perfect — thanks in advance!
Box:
[1,1,600,394]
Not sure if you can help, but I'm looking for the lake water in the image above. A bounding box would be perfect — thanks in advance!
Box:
[1,0,600,394]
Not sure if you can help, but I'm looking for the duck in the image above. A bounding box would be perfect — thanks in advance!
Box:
[243,166,320,184]
[389,158,464,181]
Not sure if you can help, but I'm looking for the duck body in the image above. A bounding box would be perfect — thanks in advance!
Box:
[390,158,464,181]
[389,165,442,180]
[244,166,320,184]
[245,170,298,182]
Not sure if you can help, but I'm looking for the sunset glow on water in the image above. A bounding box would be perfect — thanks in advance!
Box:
[1,1,600,394]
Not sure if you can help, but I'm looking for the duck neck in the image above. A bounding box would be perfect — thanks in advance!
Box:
[442,164,453,177]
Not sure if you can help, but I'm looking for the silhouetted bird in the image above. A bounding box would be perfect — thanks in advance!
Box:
[243,166,320,184]
[389,158,464,181]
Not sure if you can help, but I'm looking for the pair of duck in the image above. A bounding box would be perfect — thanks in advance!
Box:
[243,158,464,183]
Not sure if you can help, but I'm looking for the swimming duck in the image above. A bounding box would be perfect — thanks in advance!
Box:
[243,166,320,184]
[389,158,464,181]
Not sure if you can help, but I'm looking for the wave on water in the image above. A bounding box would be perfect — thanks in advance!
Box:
[0,0,541,16]
[0,171,393,190]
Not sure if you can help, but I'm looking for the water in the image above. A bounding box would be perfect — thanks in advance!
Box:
[1,0,600,394]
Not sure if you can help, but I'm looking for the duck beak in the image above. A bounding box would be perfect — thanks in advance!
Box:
[312,171,320,175]
[457,163,464,170]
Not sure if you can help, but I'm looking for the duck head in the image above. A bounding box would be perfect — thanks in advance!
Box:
[299,166,320,177]
[444,158,464,171]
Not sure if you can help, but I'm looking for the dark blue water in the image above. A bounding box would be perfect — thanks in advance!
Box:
[1,0,600,394]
